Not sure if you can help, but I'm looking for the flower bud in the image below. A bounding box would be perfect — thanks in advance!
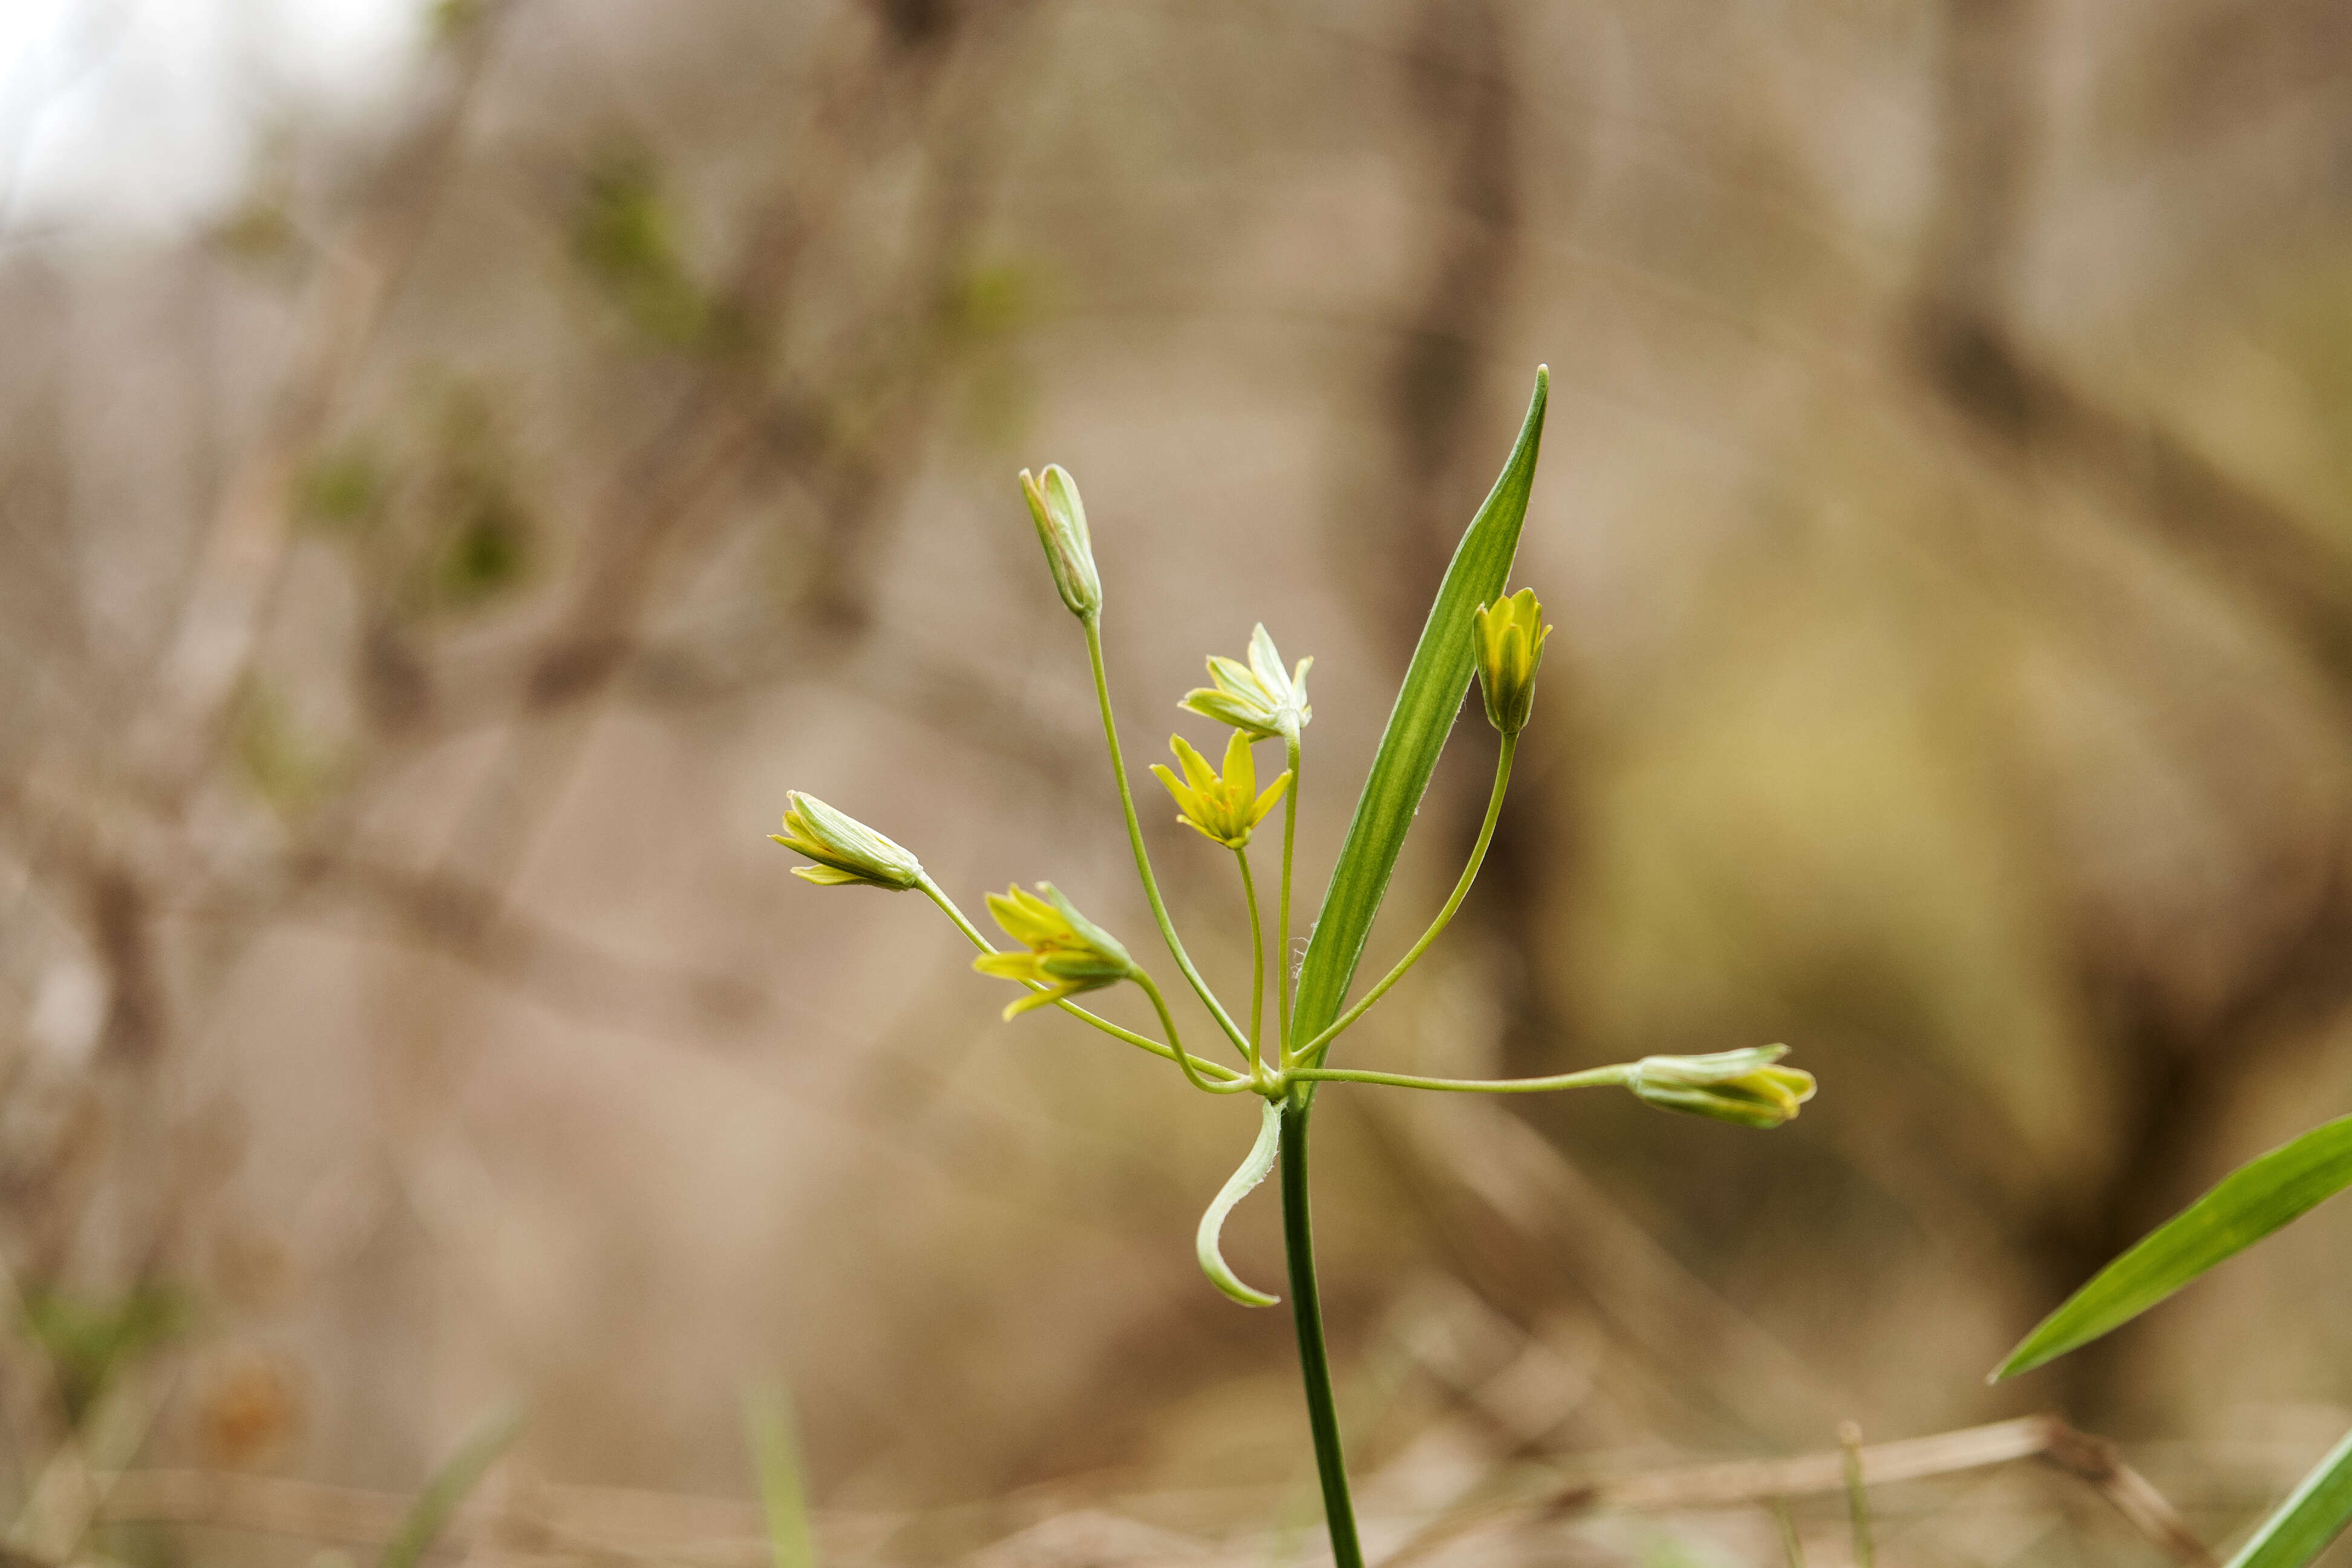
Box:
[973,882,1137,1019]
[1472,588,1551,736]
[1626,1045,1815,1128]
[770,792,924,890]
[1019,464,1102,619]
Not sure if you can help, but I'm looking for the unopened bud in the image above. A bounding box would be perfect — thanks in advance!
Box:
[1627,1045,1815,1128]
[1020,464,1102,619]
[770,792,924,890]
[1473,588,1551,736]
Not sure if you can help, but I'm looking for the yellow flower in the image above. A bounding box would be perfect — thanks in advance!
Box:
[973,883,1137,1019]
[1178,624,1311,740]
[770,792,923,890]
[1150,731,1292,849]
[1019,464,1102,619]
[1625,1045,1816,1128]
[1472,588,1551,736]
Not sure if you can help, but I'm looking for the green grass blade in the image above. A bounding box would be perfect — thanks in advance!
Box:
[1290,367,1548,1052]
[377,1404,523,1568]
[1995,1114,2352,1380]
[2225,1425,2352,1568]
[745,1382,818,1568]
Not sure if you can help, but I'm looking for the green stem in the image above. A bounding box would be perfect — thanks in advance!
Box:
[1285,1063,1629,1094]
[1277,727,1300,1064]
[919,877,1244,1087]
[1298,733,1515,1068]
[1082,615,1252,1059]
[1236,847,1266,1081]
[1136,970,1251,1094]
[1280,1096,1362,1568]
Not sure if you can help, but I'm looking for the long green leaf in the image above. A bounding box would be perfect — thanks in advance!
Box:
[745,1382,818,1568]
[1290,367,1549,1053]
[377,1404,523,1568]
[2226,1425,2352,1568]
[1995,1114,2352,1380]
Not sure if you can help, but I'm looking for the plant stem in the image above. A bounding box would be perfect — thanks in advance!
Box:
[918,876,1244,1086]
[1298,733,1515,1068]
[1772,1499,1807,1568]
[1840,1422,1874,1568]
[1285,1063,1629,1094]
[1237,847,1266,1081]
[1135,970,1244,1094]
[1280,1095,1363,1568]
[1277,727,1300,1063]
[1082,615,1252,1059]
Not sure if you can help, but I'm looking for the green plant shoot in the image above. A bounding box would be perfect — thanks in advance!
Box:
[770,367,1817,1568]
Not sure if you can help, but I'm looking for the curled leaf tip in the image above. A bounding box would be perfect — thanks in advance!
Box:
[1196,1101,1283,1307]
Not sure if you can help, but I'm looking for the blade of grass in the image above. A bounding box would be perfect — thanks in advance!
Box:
[2224,1425,2352,1568]
[1771,1499,1806,1567]
[376,1404,522,1568]
[745,1383,818,1568]
[1289,367,1548,1056]
[1994,1114,2352,1380]
[1840,1423,1874,1568]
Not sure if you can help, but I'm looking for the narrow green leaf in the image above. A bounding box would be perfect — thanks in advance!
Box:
[1196,1100,1283,1307]
[1290,367,1548,1053]
[1995,1114,2352,1380]
[377,1404,523,1568]
[2225,1425,2352,1568]
[745,1382,819,1568]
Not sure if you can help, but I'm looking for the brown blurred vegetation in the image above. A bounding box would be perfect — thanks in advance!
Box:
[5,0,2352,1561]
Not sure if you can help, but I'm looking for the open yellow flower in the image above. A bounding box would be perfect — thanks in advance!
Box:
[1151,731,1292,850]
[1178,624,1312,740]
[972,883,1137,1019]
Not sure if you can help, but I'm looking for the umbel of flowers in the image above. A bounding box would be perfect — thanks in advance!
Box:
[770,376,1814,1568]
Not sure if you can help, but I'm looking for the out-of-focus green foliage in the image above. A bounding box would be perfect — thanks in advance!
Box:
[20,1288,186,1425]
[572,146,711,348]
[232,680,342,814]
[745,1384,818,1568]
[376,1406,524,1568]
[298,449,384,533]
[413,386,534,612]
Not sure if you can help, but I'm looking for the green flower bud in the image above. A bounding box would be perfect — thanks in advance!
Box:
[1472,588,1551,736]
[1626,1045,1816,1129]
[1178,624,1312,740]
[1150,730,1292,849]
[769,792,924,890]
[973,882,1137,1019]
[1019,464,1102,619]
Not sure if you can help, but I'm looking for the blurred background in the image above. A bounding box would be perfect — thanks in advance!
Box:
[5,0,2352,1561]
